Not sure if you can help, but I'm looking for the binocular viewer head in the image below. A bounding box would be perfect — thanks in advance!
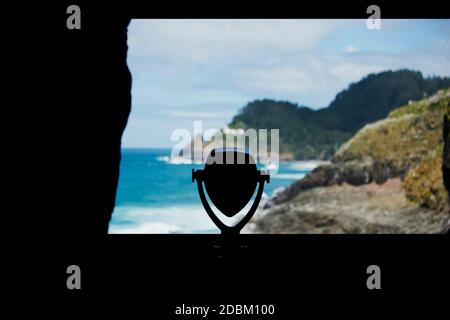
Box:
[192,148,270,234]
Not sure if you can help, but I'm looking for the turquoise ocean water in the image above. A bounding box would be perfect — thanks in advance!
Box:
[109,149,315,233]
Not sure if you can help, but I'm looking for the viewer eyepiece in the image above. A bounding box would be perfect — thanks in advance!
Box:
[192,148,269,235]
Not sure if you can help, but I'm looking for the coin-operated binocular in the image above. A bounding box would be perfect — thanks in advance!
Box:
[192,148,270,236]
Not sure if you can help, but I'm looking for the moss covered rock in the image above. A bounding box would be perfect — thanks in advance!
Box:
[332,88,450,211]
[403,149,447,210]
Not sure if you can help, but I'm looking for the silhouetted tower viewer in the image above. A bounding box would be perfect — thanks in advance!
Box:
[193,148,270,247]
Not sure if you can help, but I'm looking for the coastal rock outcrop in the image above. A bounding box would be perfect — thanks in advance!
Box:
[249,178,448,234]
[253,88,450,233]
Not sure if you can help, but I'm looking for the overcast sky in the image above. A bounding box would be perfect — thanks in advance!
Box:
[123,19,450,148]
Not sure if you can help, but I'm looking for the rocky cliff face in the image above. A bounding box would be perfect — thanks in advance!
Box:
[443,111,450,233]
[443,112,450,199]
[251,89,450,234]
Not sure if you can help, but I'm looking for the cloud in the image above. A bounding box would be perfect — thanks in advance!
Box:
[129,19,340,62]
[127,19,343,105]
[344,45,359,53]
[128,19,450,107]
[124,19,450,147]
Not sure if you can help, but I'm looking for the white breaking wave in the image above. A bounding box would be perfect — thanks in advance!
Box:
[264,162,278,170]
[110,222,180,234]
[272,173,306,180]
[156,155,203,165]
[156,156,171,162]
[286,160,329,171]
[109,205,217,234]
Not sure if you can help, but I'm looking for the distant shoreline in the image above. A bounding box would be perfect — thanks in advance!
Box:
[121,147,331,164]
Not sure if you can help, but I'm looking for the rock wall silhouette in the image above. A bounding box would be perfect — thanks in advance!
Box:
[443,114,450,233]
[69,16,132,236]
[443,114,450,199]
[39,6,132,238]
